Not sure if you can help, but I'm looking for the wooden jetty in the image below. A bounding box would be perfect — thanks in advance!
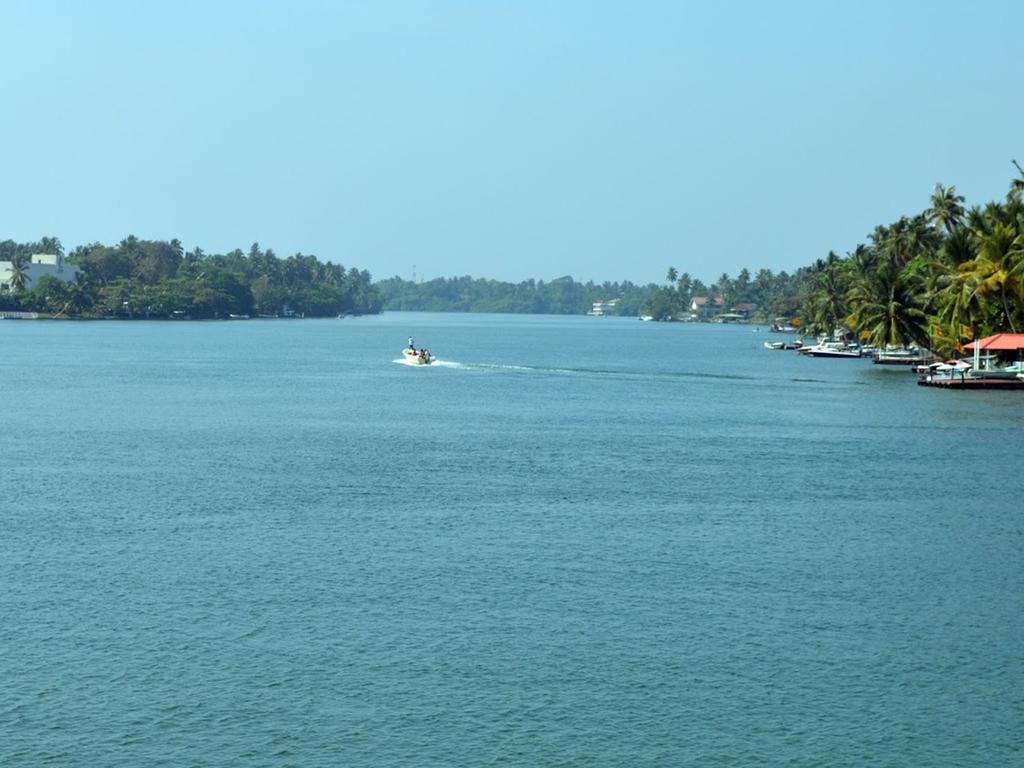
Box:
[918,375,1024,390]
[874,352,934,366]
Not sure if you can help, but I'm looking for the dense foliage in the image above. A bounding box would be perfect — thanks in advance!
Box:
[642,267,805,322]
[378,275,655,315]
[5,163,1022,334]
[0,237,382,318]
[795,166,1024,352]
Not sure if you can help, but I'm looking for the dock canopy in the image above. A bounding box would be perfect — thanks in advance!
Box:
[963,333,1024,351]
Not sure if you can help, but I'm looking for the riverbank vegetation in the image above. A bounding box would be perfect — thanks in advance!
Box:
[643,164,1024,352]
[378,275,654,315]
[642,267,805,322]
[4,167,1020,331]
[795,165,1024,353]
[0,238,382,318]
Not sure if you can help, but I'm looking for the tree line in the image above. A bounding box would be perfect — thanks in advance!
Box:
[642,267,806,321]
[378,274,655,315]
[0,237,382,318]
[796,163,1024,353]
[5,162,1021,332]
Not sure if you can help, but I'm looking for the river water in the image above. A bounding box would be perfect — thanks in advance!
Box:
[2,313,1022,766]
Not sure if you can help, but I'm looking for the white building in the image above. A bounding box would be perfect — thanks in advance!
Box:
[0,254,80,290]
[588,298,620,316]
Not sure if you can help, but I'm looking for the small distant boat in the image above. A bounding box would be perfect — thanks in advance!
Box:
[401,347,436,365]
[764,341,785,350]
[771,322,799,333]
[228,313,250,319]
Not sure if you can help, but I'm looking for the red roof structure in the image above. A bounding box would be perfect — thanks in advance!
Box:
[964,333,1024,351]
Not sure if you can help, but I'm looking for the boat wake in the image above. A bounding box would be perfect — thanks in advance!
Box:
[421,360,756,382]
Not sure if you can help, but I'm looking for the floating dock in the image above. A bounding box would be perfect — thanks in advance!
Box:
[918,376,1024,390]
[874,354,934,366]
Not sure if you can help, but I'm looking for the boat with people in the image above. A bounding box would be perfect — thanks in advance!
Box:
[402,348,436,365]
[401,337,436,365]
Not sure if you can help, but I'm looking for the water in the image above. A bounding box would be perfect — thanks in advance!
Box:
[2,313,1022,766]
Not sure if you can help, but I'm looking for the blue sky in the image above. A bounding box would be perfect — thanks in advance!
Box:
[1,0,1021,284]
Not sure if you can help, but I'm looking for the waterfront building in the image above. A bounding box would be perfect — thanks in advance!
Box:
[0,254,80,291]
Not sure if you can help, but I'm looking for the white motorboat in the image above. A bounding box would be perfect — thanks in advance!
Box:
[801,341,862,358]
[401,347,436,365]
[764,341,785,350]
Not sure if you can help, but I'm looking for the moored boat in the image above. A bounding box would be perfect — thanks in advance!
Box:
[801,340,862,358]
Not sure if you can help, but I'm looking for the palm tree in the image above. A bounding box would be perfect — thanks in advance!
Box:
[939,226,976,268]
[1011,159,1024,196]
[39,236,63,256]
[805,254,847,334]
[666,266,677,285]
[880,215,940,267]
[848,244,878,282]
[676,271,692,301]
[8,257,29,292]
[846,262,930,348]
[961,222,1024,332]
[929,265,984,344]
[927,183,966,234]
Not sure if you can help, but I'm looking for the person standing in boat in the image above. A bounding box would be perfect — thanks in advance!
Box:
[408,337,416,351]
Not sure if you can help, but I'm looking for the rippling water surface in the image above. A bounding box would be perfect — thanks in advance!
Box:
[2,313,1022,766]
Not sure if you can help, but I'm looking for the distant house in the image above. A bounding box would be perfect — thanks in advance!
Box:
[588,298,620,316]
[689,295,725,320]
[732,302,758,320]
[0,254,80,291]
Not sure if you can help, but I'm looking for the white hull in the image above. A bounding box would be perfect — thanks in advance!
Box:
[805,348,861,358]
[401,349,436,365]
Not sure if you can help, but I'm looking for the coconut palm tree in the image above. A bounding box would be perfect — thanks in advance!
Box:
[8,257,29,292]
[927,183,966,234]
[846,262,930,348]
[961,222,1024,332]
[939,226,976,268]
[880,215,940,267]
[805,254,847,334]
[38,236,63,256]
[666,266,677,285]
[929,266,984,344]
[1011,159,1024,196]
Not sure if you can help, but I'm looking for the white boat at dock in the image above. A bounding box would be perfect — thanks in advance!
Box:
[800,340,863,358]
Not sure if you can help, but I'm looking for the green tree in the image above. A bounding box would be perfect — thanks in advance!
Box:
[7,256,29,292]
[961,222,1024,332]
[927,183,966,234]
[846,263,930,348]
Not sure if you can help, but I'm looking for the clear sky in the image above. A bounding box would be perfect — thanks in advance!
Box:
[1,0,1022,284]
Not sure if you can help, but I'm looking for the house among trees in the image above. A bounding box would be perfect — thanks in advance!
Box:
[731,302,758,320]
[588,298,620,316]
[689,295,724,320]
[0,254,79,291]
